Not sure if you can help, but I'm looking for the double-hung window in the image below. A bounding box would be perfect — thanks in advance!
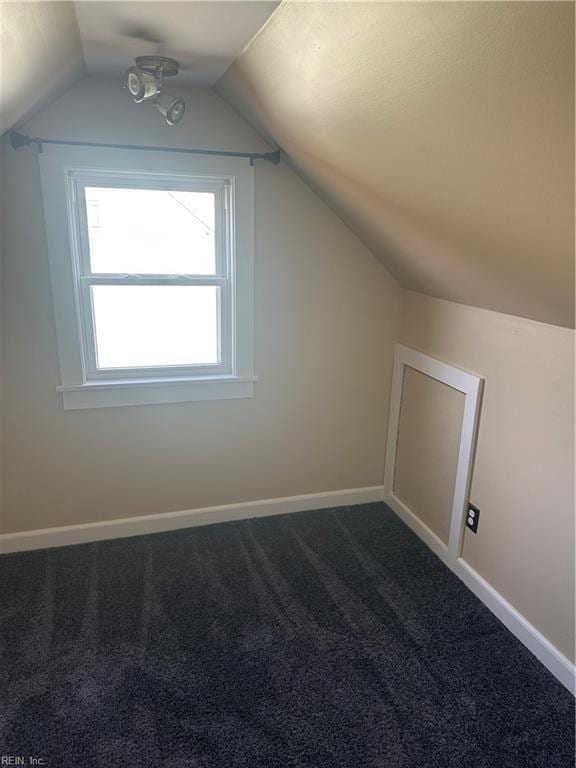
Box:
[78,177,230,378]
[38,147,255,409]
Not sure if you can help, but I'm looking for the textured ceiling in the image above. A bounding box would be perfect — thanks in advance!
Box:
[0,1,85,133]
[218,1,575,328]
[75,1,279,86]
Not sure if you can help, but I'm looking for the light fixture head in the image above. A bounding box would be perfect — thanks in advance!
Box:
[154,91,186,126]
[123,65,159,103]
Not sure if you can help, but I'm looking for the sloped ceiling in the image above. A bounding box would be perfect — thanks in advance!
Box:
[218,1,575,328]
[0,1,85,133]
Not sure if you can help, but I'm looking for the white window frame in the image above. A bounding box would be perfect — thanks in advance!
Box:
[72,171,232,381]
[38,145,256,410]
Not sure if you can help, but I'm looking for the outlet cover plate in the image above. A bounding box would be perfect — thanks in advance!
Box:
[466,503,480,533]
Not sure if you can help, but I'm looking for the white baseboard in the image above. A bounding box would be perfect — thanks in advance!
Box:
[0,486,385,555]
[385,493,575,695]
[454,559,576,695]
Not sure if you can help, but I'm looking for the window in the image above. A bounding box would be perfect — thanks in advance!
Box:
[78,180,228,378]
[38,147,254,409]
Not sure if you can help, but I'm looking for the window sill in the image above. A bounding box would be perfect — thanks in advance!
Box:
[57,375,257,410]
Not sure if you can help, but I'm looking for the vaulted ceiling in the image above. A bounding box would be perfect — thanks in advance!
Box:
[1,1,574,327]
[218,1,575,328]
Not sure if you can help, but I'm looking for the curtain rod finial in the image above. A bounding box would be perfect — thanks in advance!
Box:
[266,149,281,165]
[10,131,32,150]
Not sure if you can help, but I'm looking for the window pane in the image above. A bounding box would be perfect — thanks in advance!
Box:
[92,286,220,369]
[85,187,216,275]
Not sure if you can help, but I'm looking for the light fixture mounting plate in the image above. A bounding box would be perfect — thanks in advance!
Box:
[135,56,179,77]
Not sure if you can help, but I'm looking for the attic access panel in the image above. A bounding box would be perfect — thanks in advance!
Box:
[384,344,483,566]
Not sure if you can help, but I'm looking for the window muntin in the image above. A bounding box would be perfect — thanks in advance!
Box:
[72,174,233,381]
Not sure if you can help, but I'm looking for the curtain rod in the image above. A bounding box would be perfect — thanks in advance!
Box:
[9,131,281,166]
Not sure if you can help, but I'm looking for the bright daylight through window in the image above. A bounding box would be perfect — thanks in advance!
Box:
[84,186,220,371]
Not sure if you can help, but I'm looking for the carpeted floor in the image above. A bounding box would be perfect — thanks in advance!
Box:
[0,503,573,767]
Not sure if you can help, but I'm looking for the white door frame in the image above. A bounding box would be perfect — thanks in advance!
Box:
[383,344,484,566]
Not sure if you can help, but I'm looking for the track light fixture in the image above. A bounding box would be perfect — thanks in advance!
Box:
[123,56,185,126]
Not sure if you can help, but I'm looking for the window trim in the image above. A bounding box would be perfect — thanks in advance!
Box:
[38,145,255,409]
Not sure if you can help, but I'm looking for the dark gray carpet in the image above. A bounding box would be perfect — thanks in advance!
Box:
[0,503,573,767]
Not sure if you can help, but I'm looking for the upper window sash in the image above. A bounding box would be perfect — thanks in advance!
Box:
[71,174,231,280]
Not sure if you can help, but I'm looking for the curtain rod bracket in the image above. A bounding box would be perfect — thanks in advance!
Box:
[9,131,281,165]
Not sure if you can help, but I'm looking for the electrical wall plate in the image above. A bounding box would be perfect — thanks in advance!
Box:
[466,503,480,533]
